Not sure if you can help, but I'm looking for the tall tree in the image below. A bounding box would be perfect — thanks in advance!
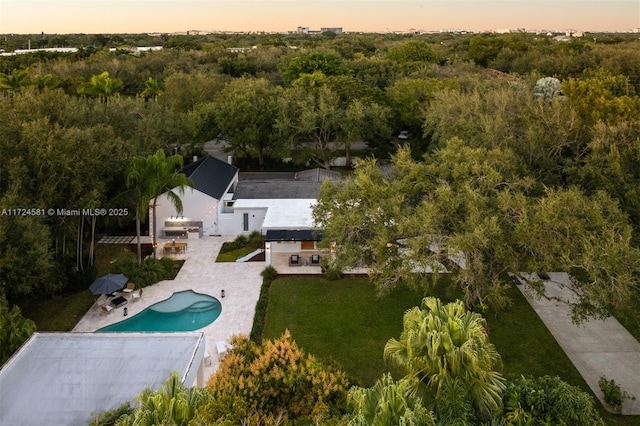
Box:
[384,297,506,423]
[314,142,640,319]
[139,77,163,102]
[212,77,283,168]
[277,84,344,169]
[124,150,193,264]
[0,68,30,98]
[77,71,123,104]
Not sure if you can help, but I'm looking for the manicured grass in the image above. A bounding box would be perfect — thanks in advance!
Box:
[22,290,95,331]
[216,246,256,262]
[93,243,137,275]
[262,277,426,387]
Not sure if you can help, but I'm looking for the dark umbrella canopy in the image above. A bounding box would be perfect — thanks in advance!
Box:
[89,273,128,295]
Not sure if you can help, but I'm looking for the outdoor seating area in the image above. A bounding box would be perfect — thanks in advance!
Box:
[131,288,143,300]
[110,296,128,308]
[122,282,135,293]
[164,241,188,256]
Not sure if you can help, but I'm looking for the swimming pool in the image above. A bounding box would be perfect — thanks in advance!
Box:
[97,290,222,332]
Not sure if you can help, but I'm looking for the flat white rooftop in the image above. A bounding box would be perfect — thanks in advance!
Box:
[0,332,205,426]
[233,198,317,229]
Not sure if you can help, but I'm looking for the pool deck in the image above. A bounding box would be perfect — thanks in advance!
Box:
[73,235,265,381]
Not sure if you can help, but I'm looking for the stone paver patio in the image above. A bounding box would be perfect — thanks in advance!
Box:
[73,236,265,380]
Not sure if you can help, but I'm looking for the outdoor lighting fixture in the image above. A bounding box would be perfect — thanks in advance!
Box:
[221,289,225,298]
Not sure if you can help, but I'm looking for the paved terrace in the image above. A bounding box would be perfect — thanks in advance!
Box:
[74,236,264,381]
[517,272,640,415]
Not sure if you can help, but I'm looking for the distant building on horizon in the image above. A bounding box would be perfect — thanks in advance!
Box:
[297,26,342,35]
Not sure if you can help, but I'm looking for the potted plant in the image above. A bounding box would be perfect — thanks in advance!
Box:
[598,375,636,414]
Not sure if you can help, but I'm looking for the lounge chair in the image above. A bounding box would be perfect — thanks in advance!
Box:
[311,254,321,265]
[122,282,135,293]
[132,288,143,300]
[289,255,300,266]
[101,305,113,313]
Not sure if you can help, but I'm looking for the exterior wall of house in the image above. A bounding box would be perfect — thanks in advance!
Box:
[152,188,219,238]
[218,207,268,235]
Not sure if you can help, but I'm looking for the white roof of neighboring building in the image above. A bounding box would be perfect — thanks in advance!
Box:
[232,199,317,229]
[0,332,205,426]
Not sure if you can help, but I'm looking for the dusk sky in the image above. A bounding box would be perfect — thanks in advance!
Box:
[1,1,639,34]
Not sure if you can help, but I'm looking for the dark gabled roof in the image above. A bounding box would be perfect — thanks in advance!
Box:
[265,229,323,242]
[234,180,323,199]
[181,156,238,200]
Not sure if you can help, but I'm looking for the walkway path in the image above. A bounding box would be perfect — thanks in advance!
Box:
[517,272,640,415]
[74,236,265,380]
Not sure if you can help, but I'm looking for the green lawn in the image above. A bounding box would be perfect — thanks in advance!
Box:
[262,277,425,386]
[22,290,95,331]
[262,276,639,425]
[216,246,256,262]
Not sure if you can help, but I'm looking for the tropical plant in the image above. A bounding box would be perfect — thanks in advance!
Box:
[139,77,163,102]
[598,375,636,410]
[384,297,506,422]
[0,68,30,97]
[502,375,604,425]
[106,371,208,426]
[346,373,435,426]
[78,71,124,104]
[124,149,193,263]
[0,297,36,365]
[200,331,349,424]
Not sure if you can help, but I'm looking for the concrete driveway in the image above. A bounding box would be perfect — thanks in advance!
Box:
[516,272,640,415]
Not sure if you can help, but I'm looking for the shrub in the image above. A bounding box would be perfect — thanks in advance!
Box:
[201,331,349,424]
[502,375,604,425]
[598,375,635,408]
[0,298,36,365]
[260,265,278,282]
[250,267,278,342]
[324,267,343,281]
[247,231,264,249]
[89,402,133,426]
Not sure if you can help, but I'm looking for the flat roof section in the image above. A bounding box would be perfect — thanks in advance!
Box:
[233,199,317,230]
[0,332,205,426]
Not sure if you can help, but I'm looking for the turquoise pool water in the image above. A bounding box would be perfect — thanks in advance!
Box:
[97,290,221,332]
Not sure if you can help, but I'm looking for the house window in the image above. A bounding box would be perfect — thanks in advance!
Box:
[243,213,249,232]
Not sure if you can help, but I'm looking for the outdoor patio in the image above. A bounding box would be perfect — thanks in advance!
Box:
[73,235,265,381]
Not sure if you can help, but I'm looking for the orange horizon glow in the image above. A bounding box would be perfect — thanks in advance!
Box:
[1,1,639,35]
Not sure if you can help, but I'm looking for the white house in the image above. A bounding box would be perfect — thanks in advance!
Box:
[151,156,239,239]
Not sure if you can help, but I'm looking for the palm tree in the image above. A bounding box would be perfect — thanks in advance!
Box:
[0,68,30,98]
[347,374,435,426]
[78,71,123,104]
[140,77,163,102]
[384,297,506,421]
[116,371,206,425]
[125,150,193,264]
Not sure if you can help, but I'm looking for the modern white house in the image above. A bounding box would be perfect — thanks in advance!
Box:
[153,157,341,267]
[151,156,239,239]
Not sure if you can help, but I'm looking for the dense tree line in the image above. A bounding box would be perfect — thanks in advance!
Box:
[0,31,638,319]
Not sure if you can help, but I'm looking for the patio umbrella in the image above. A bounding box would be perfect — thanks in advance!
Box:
[89,273,128,295]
